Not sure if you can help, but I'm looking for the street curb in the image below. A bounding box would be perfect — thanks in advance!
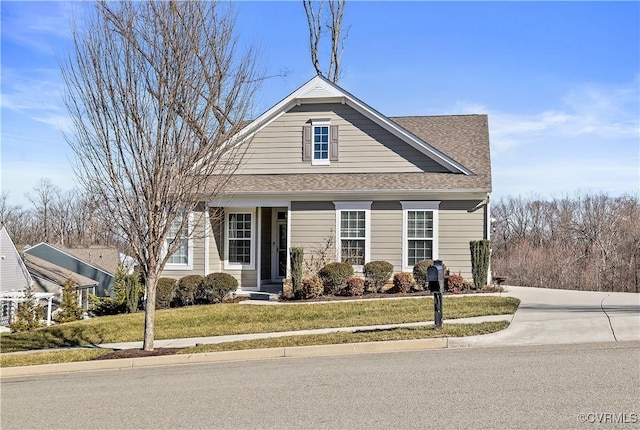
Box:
[0,338,447,378]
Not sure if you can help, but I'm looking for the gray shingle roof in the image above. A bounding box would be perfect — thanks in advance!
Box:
[208,114,491,196]
[24,254,98,288]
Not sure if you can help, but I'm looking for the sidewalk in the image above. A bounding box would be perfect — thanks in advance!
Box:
[97,314,512,350]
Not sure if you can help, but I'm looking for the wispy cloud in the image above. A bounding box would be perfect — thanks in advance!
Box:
[0,68,73,134]
[0,2,78,55]
[449,81,640,198]
[453,80,639,153]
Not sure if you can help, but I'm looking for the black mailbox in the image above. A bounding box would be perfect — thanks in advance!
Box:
[427,260,445,293]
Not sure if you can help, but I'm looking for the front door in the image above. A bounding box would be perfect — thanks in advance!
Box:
[272,209,288,280]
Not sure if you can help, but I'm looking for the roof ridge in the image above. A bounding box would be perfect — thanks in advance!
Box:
[390,114,487,119]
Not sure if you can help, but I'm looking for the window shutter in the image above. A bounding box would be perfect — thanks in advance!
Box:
[330,125,339,161]
[302,125,311,161]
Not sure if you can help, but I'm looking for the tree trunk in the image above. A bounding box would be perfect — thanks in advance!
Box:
[143,273,158,351]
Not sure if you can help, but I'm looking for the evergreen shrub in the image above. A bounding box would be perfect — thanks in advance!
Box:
[318,262,354,295]
[363,261,394,293]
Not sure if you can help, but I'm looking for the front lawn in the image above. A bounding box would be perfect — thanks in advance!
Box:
[0,296,519,353]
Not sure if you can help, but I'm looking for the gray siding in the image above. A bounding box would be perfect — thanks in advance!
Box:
[288,200,484,280]
[370,201,402,269]
[0,227,31,292]
[232,103,448,175]
[165,200,487,288]
[439,201,486,278]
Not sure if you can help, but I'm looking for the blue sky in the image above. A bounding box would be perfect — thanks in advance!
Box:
[1,1,639,207]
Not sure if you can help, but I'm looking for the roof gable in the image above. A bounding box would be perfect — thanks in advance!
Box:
[0,225,33,292]
[236,76,473,175]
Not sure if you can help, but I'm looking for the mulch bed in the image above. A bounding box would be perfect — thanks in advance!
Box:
[92,347,184,360]
[281,287,503,303]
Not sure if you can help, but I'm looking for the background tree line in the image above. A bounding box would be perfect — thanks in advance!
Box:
[1,178,122,249]
[491,193,640,293]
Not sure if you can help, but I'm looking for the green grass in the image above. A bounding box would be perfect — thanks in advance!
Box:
[0,348,110,368]
[181,321,511,354]
[0,321,510,368]
[0,296,519,353]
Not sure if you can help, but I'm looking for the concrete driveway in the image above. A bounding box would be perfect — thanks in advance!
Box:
[449,286,640,347]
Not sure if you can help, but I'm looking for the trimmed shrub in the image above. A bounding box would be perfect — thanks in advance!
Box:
[196,273,238,304]
[318,262,354,295]
[298,276,324,299]
[90,295,126,316]
[412,259,434,288]
[156,278,177,309]
[393,272,414,294]
[342,277,365,296]
[174,275,203,307]
[290,247,304,296]
[470,240,491,289]
[363,261,394,293]
[446,273,466,294]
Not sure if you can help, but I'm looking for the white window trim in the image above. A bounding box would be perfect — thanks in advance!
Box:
[334,201,372,270]
[401,201,440,271]
[164,213,194,271]
[224,208,256,270]
[311,119,331,166]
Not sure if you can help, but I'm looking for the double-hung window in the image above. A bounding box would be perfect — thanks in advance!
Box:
[225,210,255,269]
[335,202,371,268]
[402,201,439,270]
[165,213,193,270]
[313,123,330,162]
[303,119,338,165]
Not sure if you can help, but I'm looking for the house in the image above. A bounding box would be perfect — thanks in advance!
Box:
[0,225,54,327]
[23,243,119,309]
[23,253,99,309]
[161,76,491,292]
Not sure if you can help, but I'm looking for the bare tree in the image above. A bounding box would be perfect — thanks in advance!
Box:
[303,0,348,83]
[492,193,640,293]
[26,178,61,243]
[61,0,261,350]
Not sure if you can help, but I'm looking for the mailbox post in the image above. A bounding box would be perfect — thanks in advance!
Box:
[427,260,445,329]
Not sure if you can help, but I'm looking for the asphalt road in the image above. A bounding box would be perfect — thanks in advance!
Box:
[2,342,639,430]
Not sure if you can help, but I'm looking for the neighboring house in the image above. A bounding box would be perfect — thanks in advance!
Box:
[23,253,99,310]
[23,243,118,307]
[0,225,54,326]
[161,75,492,292]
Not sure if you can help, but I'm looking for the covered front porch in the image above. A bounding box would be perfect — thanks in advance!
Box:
[210,201,290,296]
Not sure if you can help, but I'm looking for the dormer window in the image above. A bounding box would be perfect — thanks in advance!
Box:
[303,120,339,165]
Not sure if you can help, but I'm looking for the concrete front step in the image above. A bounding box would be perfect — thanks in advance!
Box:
[249,292,280,301]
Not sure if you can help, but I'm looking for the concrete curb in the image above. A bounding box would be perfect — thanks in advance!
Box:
[0,337,447,378]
